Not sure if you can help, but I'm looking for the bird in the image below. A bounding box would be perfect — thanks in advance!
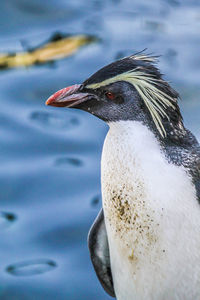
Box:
[46,53,200,300]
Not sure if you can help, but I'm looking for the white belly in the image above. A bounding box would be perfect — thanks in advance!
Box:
[101,121,200,300]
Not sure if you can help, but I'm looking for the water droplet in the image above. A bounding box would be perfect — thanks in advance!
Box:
[0,212,17,229]
[55,157,83,167]
[6,259,57,276]
[30,111,79,130]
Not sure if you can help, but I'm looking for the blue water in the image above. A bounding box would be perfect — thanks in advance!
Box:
[0,0,199,299]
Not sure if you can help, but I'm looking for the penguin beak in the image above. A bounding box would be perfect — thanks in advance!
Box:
[45,84,95,108]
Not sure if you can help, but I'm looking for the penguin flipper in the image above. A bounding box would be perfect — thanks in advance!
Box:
[88,209,115,297]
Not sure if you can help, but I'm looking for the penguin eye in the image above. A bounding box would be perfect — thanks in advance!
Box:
[105,92,115,100]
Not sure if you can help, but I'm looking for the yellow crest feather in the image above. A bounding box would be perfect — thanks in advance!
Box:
[86,55,177,138]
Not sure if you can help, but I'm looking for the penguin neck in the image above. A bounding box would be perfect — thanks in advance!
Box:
[106,120,164,160]
[106,119,196,169]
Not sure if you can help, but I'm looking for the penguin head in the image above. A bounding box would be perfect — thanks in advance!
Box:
[46,54,183,138]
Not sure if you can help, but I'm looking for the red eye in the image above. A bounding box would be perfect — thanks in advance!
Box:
[105,92,115,100]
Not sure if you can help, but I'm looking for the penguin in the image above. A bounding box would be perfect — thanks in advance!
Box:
[46,54,200,300]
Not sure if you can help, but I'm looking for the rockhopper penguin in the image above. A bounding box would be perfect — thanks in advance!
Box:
[46,54,200,300]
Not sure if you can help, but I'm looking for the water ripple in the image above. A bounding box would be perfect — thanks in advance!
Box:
[0,212,17,229]
[91,194,101,207]
[55,157,83,167]
[6,259,57,276]
[30,111,79,130]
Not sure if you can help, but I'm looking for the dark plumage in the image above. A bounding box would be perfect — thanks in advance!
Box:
[88,209,115,297]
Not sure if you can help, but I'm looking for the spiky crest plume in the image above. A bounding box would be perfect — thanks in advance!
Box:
[85,54,180,138]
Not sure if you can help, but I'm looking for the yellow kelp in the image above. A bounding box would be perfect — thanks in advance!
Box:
[0,34,95,70]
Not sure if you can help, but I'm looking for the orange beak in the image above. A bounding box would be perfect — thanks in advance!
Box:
[45,84,93,108]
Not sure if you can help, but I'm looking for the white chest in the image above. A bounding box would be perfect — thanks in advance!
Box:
[101,121,200,300]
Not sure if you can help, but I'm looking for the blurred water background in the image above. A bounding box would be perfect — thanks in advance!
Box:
[0,0,199,299]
